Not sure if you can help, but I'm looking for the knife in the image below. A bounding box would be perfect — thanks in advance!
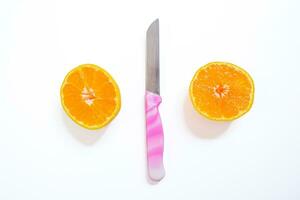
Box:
[145,19,165,181]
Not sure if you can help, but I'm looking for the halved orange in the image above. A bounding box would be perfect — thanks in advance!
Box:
[189,62,254,121]
[60,64,121,129]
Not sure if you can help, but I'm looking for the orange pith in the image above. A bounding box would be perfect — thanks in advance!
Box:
[189,62,254,121]
[60,64,121,129]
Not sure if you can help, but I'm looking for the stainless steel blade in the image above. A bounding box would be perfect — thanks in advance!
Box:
[146,19,160,94]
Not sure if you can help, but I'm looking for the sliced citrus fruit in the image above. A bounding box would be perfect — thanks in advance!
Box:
[60,64,121,129]
[189,62,254,121]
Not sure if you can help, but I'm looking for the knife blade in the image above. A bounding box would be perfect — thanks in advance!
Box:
[146,19,160,94]
[145,19,165,182]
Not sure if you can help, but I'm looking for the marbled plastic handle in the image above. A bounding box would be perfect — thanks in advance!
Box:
[145,91,165,181]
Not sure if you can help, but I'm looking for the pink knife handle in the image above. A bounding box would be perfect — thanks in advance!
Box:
[145,91,165,181]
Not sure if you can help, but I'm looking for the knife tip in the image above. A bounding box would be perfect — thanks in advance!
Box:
[152,18,159,25]
[147,18,159,33]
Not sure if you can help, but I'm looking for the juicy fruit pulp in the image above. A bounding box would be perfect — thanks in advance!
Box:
[189,62,254,121]
[60,64,121,129]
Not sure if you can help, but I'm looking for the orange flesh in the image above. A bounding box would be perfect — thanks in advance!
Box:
[61,64,121,129]
[190,62,254,120]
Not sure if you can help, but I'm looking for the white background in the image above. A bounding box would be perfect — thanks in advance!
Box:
[0,0,300,199]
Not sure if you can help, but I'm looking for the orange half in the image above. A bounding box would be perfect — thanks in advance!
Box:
[60,64,121,129]
[189,62,254,121]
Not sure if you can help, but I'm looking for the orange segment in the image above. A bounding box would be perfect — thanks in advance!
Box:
[60,64,121,129]
[189,62,254,121]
